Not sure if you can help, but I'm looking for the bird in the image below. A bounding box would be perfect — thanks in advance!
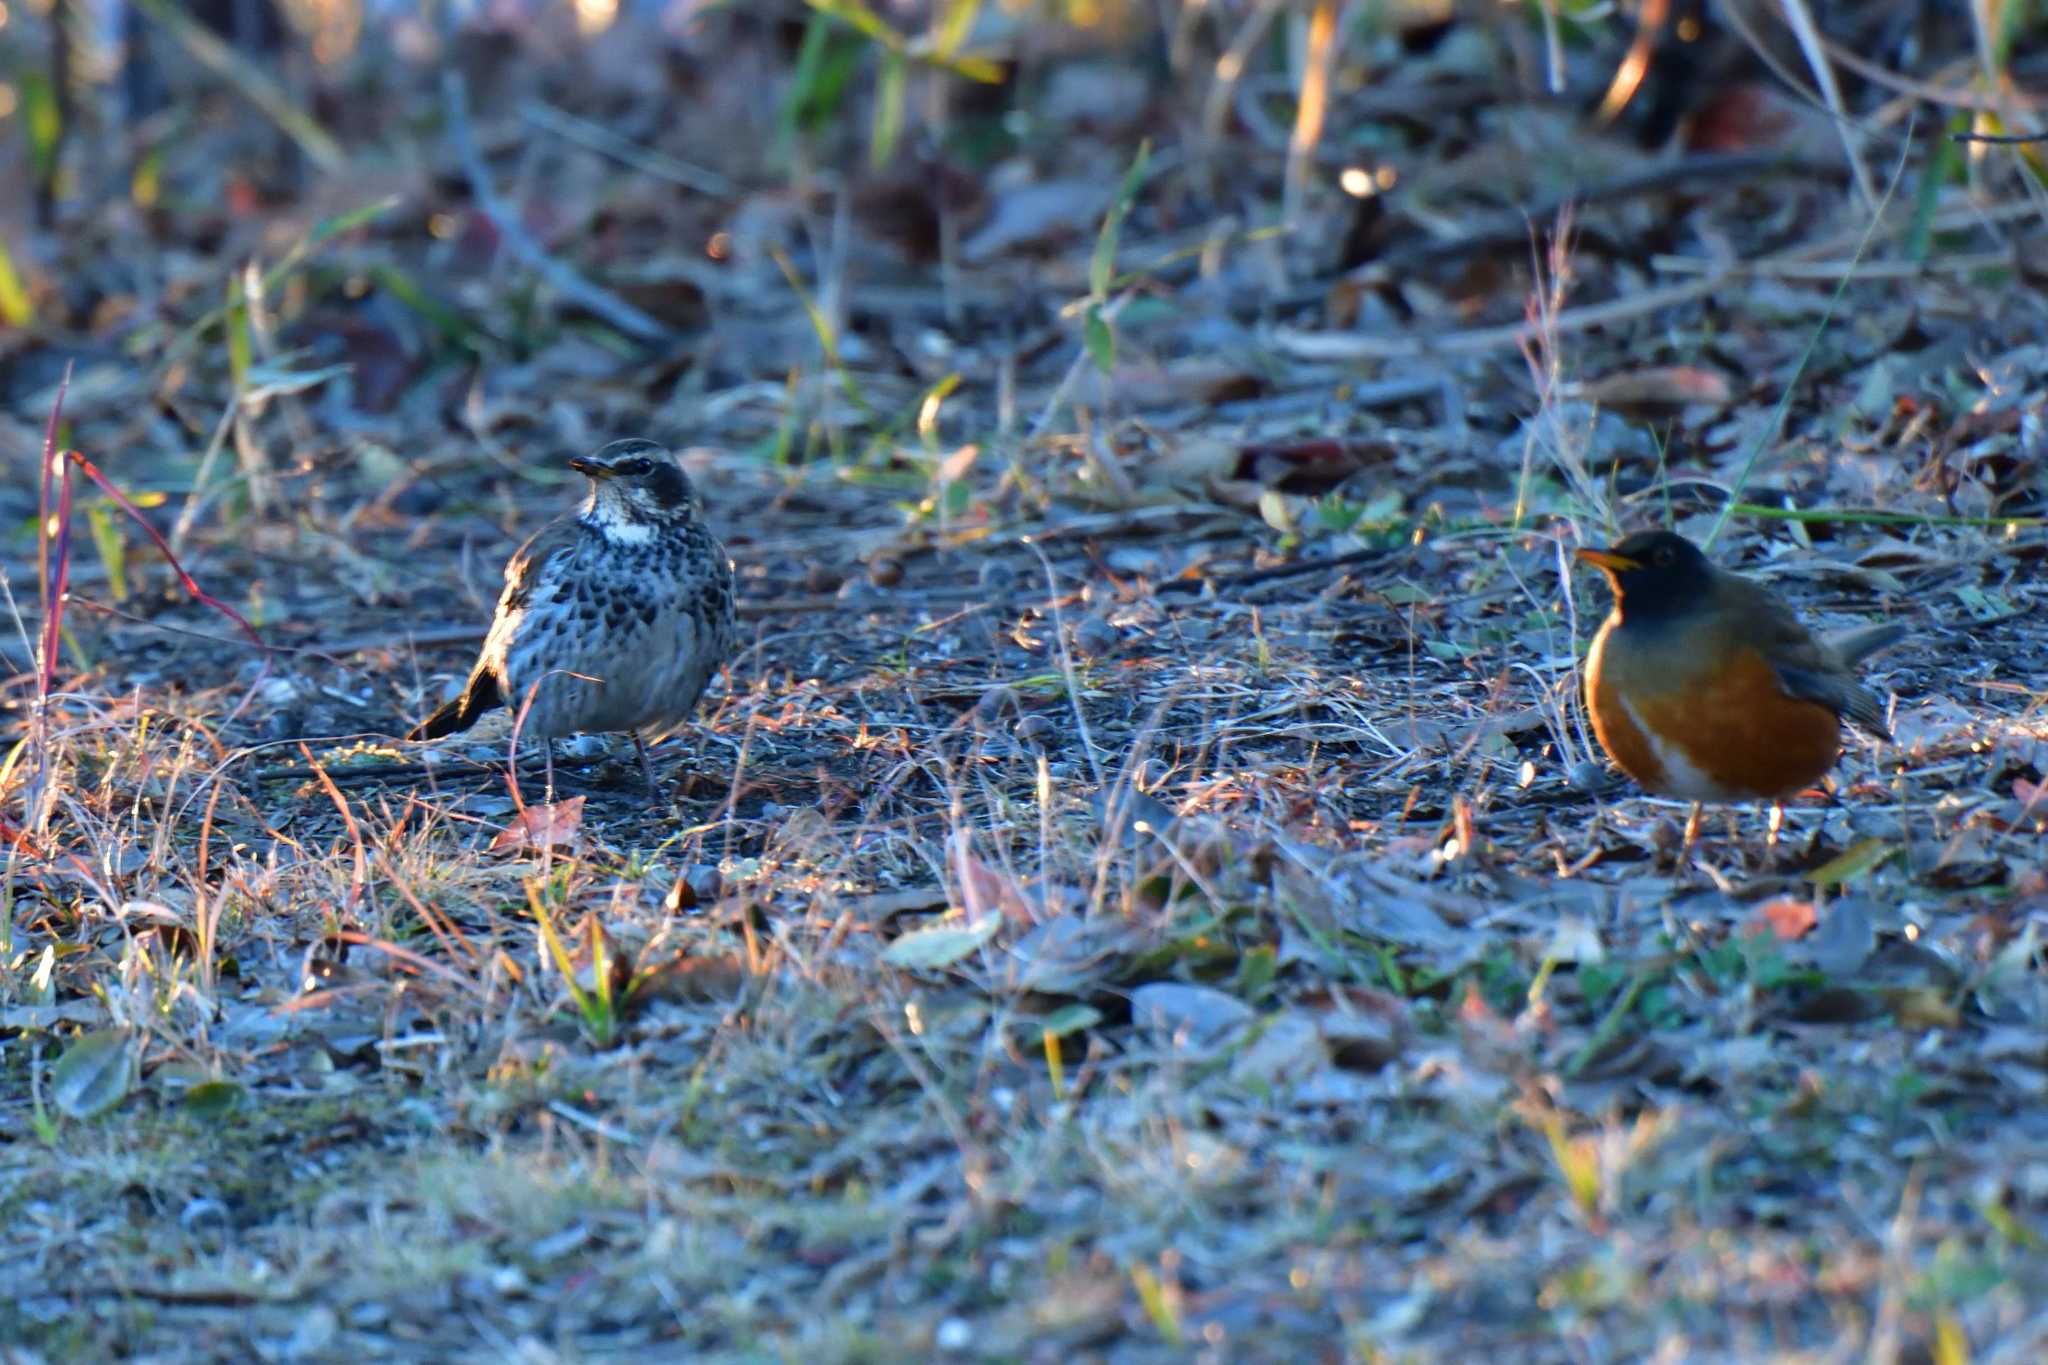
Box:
[408,438,736,795]
[1574,529,1903,846]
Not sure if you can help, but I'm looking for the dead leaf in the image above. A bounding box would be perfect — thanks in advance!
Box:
[949,831,1039,923]
[1110,358,1266,411]
[882,912,1001,970]
[491,797,585,854]
[52,1028,136,1119]
[1574,366,1733,421]
[1754,898,1818,941]
[1300,984,1409,1072]
[1229,1012,1327,1089]
[637,953,752,1003]
[1456,981,1527,1075]
[1879,986,1961,1032]
[1237,438,1396,494]
[1129,982,1254,1048]
[961,179,1111,262]
[1007,915,1137,994]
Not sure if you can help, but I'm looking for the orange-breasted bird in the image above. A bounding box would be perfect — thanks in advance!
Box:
[1574,530,1902,822]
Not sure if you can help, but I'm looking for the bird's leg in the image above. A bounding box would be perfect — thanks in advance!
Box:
[632,733,658,797]
[544,739,558,805]
[1681,801,1703,854]
[1767,801,1785,849]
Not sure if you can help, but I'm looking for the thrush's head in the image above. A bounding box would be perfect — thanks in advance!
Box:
[569,439,701,533]
[1574,530,1714,625]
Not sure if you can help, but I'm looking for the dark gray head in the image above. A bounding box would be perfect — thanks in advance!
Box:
[1575,529,1714,625]
[568,439,701,529]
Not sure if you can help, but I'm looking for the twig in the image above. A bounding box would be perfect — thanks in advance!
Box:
[128,0,344,170]
[443,73,672,344]
[1771,0,1875,208]
[1705,120,1911,548]
[1270,274,1729,360]
[1153,544,1400,595]
[1651,249,2025,280]
[519,99,736,196]
[1821,40,2047,112]
[1312,152,1835,293]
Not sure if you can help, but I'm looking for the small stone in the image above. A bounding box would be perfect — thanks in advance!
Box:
[664,865,722,912]
[978,560,1019,596]
[1071,616,1120,658]
[975,684,1019,720]
[868,557,904,589]
[179,1196,229,1232]
[1567,760,1609,794]
[253,676,303,707]
[283,1306,339,1360]
[805,563,844,594]
[557,734,607,760]
[1013,713,1054,747]
[936,1319,973,1352]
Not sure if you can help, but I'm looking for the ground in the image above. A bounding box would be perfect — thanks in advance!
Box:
[2,3,2047,1361]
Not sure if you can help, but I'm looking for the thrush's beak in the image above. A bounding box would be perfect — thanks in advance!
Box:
[1574,547,1641,573]
[567,455,614,479]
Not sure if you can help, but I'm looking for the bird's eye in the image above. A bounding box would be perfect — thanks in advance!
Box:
[621,458,653,476]
[1653,547,1674,566]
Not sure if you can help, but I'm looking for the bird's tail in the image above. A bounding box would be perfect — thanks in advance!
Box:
[1829,622,1907,666]
[407,668,502,741]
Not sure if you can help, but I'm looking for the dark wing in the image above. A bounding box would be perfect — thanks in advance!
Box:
[407,518,583,740]
[1773,665,1892,741]
[1718,572,1896,741]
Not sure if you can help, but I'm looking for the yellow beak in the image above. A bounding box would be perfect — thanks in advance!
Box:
[1574,547,1641,573]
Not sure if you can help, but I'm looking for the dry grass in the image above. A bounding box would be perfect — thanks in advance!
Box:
[4,2,2048,1361]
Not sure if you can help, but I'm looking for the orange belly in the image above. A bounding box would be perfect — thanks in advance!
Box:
[1585,630,1842,801]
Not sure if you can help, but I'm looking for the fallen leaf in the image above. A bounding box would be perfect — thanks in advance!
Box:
[52,1028,136,1119]
[882,912,1002,970]
[949,831,1039,923]
[1575,365,1733,421]
[1007,915,1137,994]
[1228,1012,1326,1088]
[638,953,752,1003]
[491,797,585,854]
[1807,838,1895,886]
[961,178,1111,262]
[1545,915,1606,964]
[1237,438,1396,494]
[183,1080,245,1116]
[1879,986,1961,1032]
[1807,898,1878,977]
[1129,982,1254,1047]
[1039,1003,1103,1038]
[1301,984,1409,1072]
[1755,898,1818,941]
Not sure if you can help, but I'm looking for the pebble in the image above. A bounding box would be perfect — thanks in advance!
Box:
[978,559,1018,595]
[1072,615,1120,658]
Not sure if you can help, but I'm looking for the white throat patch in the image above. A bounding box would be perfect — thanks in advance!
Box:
[583,495,658,545]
